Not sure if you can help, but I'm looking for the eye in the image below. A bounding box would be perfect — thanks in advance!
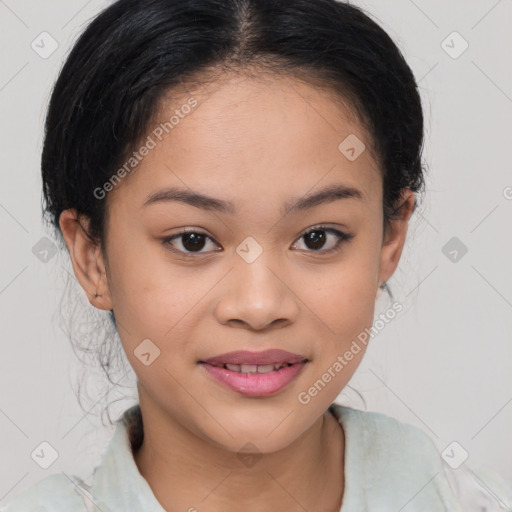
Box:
[291,225,354,255]
[162,228,220,256]
[162,225,354,258]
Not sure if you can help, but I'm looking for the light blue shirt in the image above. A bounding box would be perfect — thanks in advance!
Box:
[1,403,511,511]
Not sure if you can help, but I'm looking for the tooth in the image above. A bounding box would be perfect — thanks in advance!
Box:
[226,364,241,372]
[240,364,258,373]
[273,364,286,371]
[257,364,276,374]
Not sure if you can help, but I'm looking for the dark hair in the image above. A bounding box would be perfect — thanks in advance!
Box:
[41,0,425,418]
[43,0,425,239]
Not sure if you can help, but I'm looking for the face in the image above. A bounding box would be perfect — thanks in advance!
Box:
[62,71,413,454]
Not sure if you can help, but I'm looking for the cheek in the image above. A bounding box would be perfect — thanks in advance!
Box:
[294,259,379,408]
[106,219,382,358]
[105,233,200,350]
[309,269,375,322]
[298,243,381,342]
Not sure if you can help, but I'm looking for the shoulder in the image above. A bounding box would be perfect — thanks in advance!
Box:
[331,404,512,511]
[0,473,88,512]
[444,464,512,511]
[334,404,443,463]
[331,404,463,510]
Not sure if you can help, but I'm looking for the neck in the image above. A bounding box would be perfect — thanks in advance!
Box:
[133,396,344,512]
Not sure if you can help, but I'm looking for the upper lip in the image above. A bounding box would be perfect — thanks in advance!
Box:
[201,349,308,366]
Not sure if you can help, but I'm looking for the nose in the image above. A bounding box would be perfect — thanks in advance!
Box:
[214,246,299,332]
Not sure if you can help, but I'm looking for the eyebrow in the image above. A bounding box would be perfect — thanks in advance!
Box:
[142,183,364,216]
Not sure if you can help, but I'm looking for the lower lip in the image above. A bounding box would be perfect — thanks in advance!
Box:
[200,362,307,397]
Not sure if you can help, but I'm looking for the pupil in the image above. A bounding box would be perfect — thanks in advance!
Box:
[183,233,205,251]
[181,230,327,252]
[306,230,325,250]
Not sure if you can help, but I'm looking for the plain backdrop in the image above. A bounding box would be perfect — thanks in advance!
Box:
[1,0,511,505]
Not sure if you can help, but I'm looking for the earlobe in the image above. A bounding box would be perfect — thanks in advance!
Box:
[378,189,416,286]
[59,209,113,310]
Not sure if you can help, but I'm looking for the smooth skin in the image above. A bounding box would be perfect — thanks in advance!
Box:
[59,71,415,512]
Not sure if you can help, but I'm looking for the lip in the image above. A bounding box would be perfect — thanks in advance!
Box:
[199,349,309,397]
[200,360,308,397]
[201,349,307,366]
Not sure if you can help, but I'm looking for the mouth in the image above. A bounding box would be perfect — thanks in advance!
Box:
[200,361,305,374]
[198,350,309,397]
[199,349,308,367]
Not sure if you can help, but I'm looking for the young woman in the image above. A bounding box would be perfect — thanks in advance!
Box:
[2,0,511,511]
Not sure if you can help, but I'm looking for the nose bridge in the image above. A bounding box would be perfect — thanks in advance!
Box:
[215,235,298,330]
[236,235,279,293]
[234,234,284,305]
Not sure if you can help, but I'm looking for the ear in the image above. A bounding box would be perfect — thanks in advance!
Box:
[59,209,113,310]
[378,189,416,286]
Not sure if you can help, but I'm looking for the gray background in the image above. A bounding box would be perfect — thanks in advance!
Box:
[1,0,511,505]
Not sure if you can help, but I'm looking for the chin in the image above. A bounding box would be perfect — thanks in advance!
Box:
[197,405,315,454]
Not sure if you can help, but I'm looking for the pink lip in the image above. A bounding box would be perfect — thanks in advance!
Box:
[200,361,307,397]
[201,349,307,366]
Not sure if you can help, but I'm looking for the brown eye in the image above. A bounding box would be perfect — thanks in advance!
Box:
[292,225,354,255]
[162,225,354,258]
[303,229,327,250]
[163,229,220,256]
[181,232,207,252]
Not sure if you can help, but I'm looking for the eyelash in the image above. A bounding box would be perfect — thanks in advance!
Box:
[162,224,354,258]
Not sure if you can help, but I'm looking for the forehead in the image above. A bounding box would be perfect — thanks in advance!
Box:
[108,72,382,212]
